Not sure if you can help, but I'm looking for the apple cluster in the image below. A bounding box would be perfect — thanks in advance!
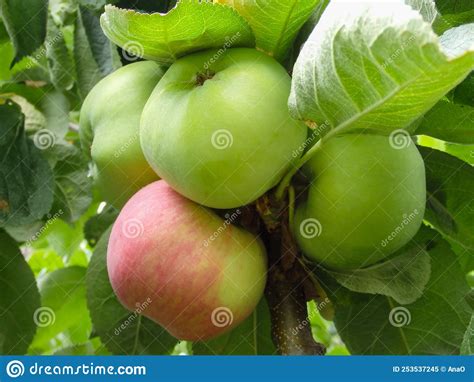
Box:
[80,48,426,341]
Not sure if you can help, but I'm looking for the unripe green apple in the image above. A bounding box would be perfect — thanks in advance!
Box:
[107,180,267,341]
[294,134,426,270]
[80,62,164,208]
[140,48,307,209]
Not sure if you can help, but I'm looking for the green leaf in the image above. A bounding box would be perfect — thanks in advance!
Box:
[86,229,178,354]
[100,2,255,65]
[83,204,118,247]
[452,72,473,106]
[29,266,91,353]
[461,314,474,354]
[74,7,114,99]
[434,10,474,35]
[439,23,474,59]
[46,143,93,223]
[0,0,48,65]
[0,101,54,227]
[419,147,474,262]
[328,229,472,355]
[289,1,474,137]
[193,298,276,355]
[406,0,438,24]
[216,0,321,61]
[54,338,111,355]
[328,242,431,305]
[435,0,473,15]
[0,231,41,354]
[415,100,474,144]
[79,6,120,76]
[45,16,75,91]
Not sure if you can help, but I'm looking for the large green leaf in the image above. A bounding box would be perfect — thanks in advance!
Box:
[327,241,431,305]
[74,7,119,99]
[0,0,48,65]
[415,100,474,144]
[419,147,474,266]
[461,314,474,354]
[0,101,54,227]
[0,231,41,354]
[289,1,474,137]
[193,298,276,355]
[327,228,472,355]
[100,1,255,65]
[29,266,91,353]
[215,0,321,61]
[45,143,93,224]
[45,16,75,91]
[86,229,177,355]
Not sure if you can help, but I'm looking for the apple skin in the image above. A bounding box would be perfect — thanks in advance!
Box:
[140,48,307,209]
[294,134,426,270]
[107,180,267,341]
[80,61,165,208]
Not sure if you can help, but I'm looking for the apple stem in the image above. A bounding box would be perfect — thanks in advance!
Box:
[275,138,323,200]
[256,195,326,355]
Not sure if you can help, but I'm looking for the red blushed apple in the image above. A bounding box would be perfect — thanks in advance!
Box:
[107,180,267,341]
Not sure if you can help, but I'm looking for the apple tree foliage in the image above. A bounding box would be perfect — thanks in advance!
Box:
[0,0,473,355]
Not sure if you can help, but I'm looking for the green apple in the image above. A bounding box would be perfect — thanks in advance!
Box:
[140,48,307,209]
[80,61,164,208]
[294,134,426,270]
[108,180,267,340]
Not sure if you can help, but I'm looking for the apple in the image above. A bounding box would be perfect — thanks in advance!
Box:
[294,134,426,270]
[107,180,267,341]
[80,61,164,208]
[140,48,307,209]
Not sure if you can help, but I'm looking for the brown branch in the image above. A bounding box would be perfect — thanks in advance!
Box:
[256,194,326,356]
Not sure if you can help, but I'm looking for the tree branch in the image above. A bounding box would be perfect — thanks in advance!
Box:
[256,194,326,356]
